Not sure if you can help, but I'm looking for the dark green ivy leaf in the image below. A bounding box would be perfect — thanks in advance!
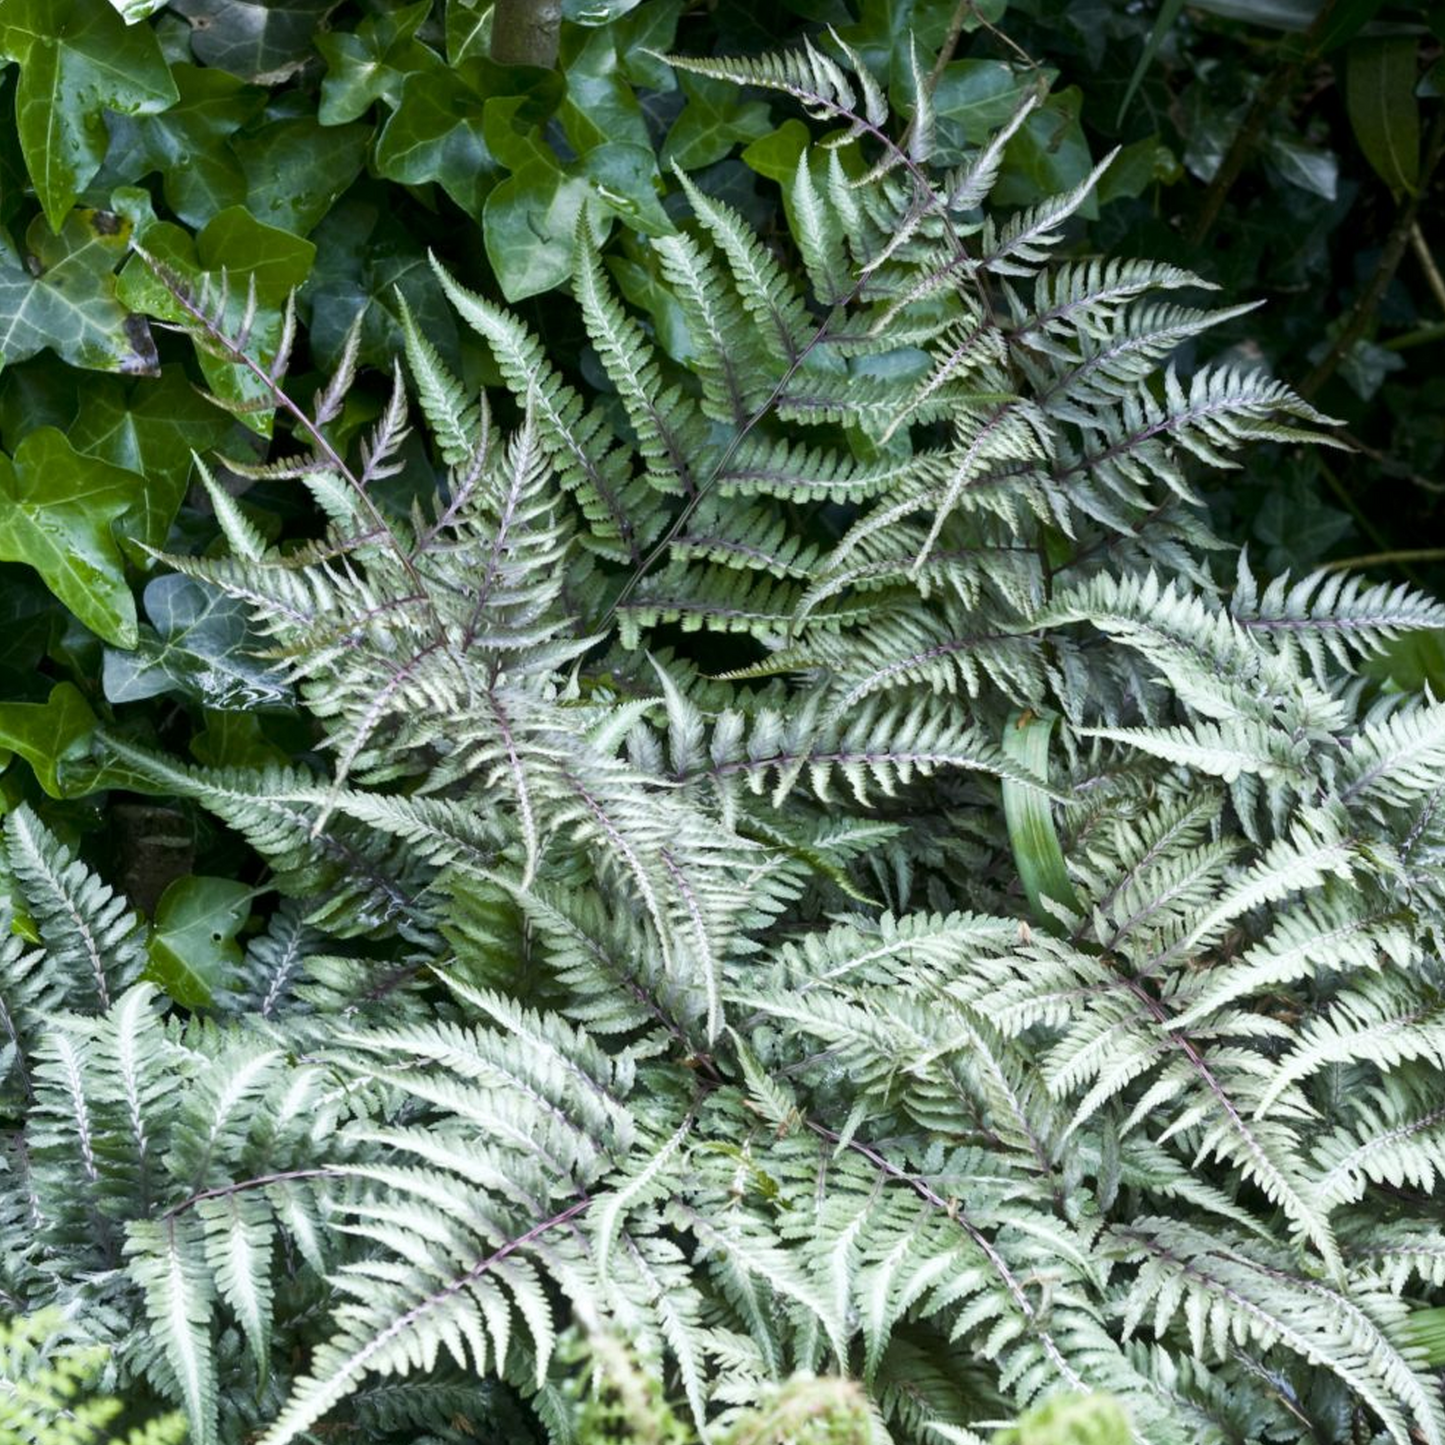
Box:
[103,574,289,710]
[68,365,234,558]
[0,681,100,798]
[373,56,509,215]
[0,208,159,374]
[169,0,337,84]
[316,0,432,124]
[661,72,772,171]
[484,142,672,301]
[235,116,371,237]
[0,427,144,647]
[146,874,253,1007]
[101,63,265,228]
[0,0,177,231]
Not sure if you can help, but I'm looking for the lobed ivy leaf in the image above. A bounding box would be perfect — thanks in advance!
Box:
[0,208,159,375]
[373,57,508,216]
[69,365,234,559]
[661,72,772,171]
[0,0,177,231]
[235,117,371,238]
[316,0,432,125]
[0,427,143,647]
[102,63,265,229]
[103,574,290,711]
[0,682,100,798]
[484,142,672,301]
[145,874,253,1007]
[169,0,337,85]
[116,199,315,433]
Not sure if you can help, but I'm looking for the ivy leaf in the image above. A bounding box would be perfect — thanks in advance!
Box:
[106,0,168,18]
[316,0,431,124]
[68,366,234,559]
[0,427,142,647]
[304,193,459,372]
[0,208,159,375]
[0,0,177,232]
[1347,35,1421,196]
[563,0,641,22]
[103,574,290,710]
[146,875,253,1008]
[102,63,265,229]
[484,142,671,301]
[661,72,772,170]
[558,23,652,155]
[374,57,507,215]
[0,682,100,798]
[995,88,1097,217]
[189,710,290,769]
[235,117,371,238]
[169,0,337,84]
[116,200,315,433]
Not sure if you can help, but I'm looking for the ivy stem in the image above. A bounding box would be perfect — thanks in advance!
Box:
[1410,221,1445,317]
[1303,108,1445,399]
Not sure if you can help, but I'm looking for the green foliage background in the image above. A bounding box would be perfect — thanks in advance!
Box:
[0,1,1443,1442]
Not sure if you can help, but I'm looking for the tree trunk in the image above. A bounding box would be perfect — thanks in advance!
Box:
[491,0,562,68]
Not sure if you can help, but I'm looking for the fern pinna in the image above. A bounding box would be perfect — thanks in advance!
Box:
[4,31,1445,1445]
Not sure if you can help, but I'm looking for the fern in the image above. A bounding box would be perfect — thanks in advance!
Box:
[5,30,1445,1445]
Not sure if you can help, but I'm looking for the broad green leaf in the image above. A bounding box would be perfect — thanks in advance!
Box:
[1001,710,1080,935]
[1362,627,1445,696]
[107,0,168,18]
[68,366,234,559]
[0,0,177,230]
[103,574,289,710]
[117,202,315,433]
[662,72,772,170]
[563,0,640,21]
[445,0,491,65]
[483,142,671,301]
[316,0,432,124]
[146,875,253,1007]
[1264,133,1339,199]
[373,58,509,215]
[484,159,591,301]
[0,209,158,374]
[1095,134,1179,205]
[236,117,371,237]
[613,0,681,89]
[583,141,674,236]
[0,682,99,798]
[102,64,265,228]
[0,427,142,647]
[932,59,1023,145]
[1347,36,1421,195]
[994,88,1097,217]
[558,22,652,155]
[168,0,337,83]
[190,710,290,770]
[304,193,460,372]
[741,120,810,183]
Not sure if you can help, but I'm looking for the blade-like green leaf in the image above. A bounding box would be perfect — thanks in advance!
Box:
[1347,35,1422,195]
